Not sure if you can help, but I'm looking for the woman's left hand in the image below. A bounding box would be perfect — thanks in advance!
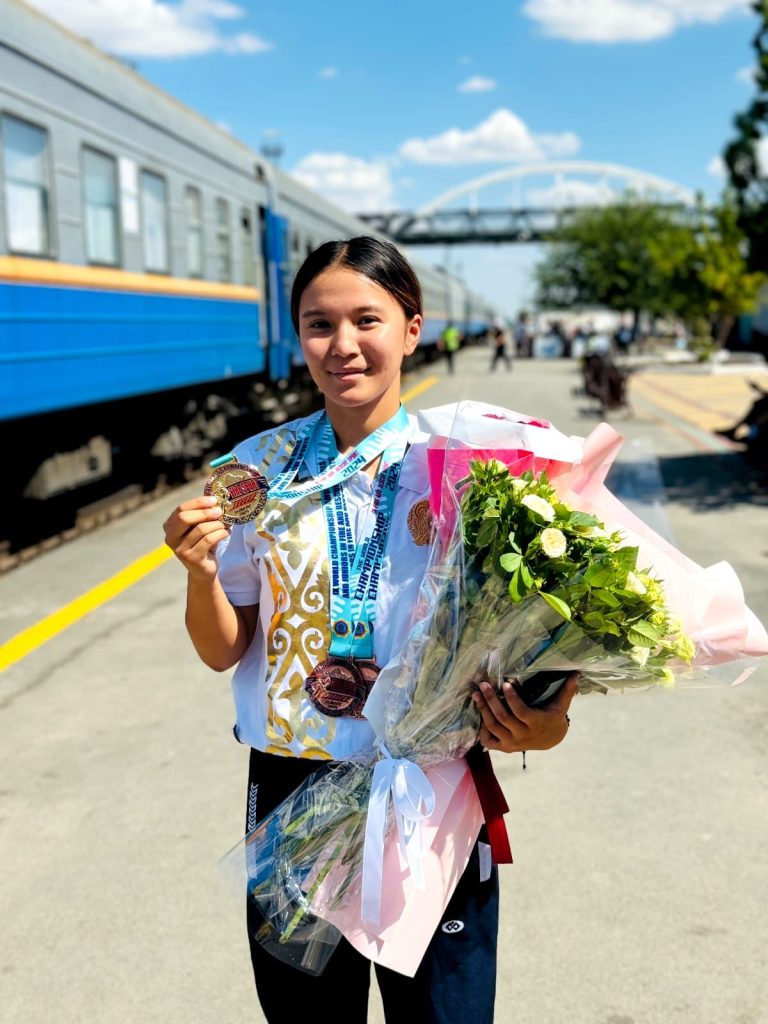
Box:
[472,674,579,754]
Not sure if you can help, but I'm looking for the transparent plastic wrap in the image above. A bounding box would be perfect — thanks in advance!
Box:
[220,761,373,977]
[219,401,768,978]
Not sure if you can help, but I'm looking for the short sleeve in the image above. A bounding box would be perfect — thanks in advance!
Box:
[216,523,261,606]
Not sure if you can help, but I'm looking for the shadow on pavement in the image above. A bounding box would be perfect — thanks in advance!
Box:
[656,451,768,511]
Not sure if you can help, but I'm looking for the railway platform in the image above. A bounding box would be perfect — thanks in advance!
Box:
[1,351,767,1024]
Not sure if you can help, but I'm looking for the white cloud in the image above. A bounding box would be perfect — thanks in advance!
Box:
[523,0,749,43]
[708,139,768,177]
[290,153,395,213]
[319,66,339,79]
[27,0,273,58]
[399,109,580,165]
[527,179,618,206]
[707,155,726,177]
[458,76,497,93]
[736,65,755,84]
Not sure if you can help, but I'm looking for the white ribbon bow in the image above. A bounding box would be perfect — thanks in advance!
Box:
[361,748,436,927]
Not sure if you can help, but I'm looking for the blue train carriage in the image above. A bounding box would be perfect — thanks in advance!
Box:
[0,0,495,551]
[1,0,276,522]
[0,1,350,530]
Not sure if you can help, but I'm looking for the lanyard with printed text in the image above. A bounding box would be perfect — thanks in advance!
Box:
[318,418,408,660]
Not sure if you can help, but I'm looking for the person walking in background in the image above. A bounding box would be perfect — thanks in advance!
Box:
[162,236,577,1024]
[489,322,512,372]
[439,320,460,374]
[513,312,531,358]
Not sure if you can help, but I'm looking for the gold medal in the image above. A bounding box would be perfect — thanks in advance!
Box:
[204,462,269,525]
[407,499,434,546]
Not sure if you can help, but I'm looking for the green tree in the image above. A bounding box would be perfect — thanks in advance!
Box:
[534,200,681,330]
[649,199,765,345]
[534,199,765,346]
[723,0,768,271]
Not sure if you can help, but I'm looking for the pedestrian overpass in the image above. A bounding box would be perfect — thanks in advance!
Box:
[358,161,698,245]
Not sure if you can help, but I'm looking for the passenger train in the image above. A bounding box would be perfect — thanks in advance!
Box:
[0,0,497,552]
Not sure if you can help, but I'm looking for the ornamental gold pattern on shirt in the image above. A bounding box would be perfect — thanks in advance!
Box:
[253,430,336,759]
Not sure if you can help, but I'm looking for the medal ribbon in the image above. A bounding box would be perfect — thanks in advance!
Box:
[270,406,410,501]
[318,411,409,661]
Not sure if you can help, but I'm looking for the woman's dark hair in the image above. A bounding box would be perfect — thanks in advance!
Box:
[290,235,423,332]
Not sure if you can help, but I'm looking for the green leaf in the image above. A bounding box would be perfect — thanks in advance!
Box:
[581,613,620,637]
[476,518,498,549]
[507,531,521,553]
[628,629,656,649]
[540,592,572,620]
[612,546,639,574]
[568,511,602,528]
[592,588,620,609]
[520,561,534,587]
[629,619,663,643]
[508,568,528,602]
[499,552,523,573]
[584,561,616,587]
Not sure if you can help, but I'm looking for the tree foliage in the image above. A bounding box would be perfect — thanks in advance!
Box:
[534,201,672,321]
[649,201,765,342]
[534,199,765,341]
[723,0,768,271]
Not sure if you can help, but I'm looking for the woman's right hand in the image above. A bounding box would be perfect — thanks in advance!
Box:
[163,495,229,580]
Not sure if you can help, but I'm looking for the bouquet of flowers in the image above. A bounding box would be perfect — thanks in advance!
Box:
[220,401,768,978]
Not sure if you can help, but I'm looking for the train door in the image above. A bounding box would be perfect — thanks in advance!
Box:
[258,206,294,382]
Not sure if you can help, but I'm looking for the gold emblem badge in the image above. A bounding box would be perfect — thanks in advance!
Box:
[204,462,269,525]
[407,499,433,546]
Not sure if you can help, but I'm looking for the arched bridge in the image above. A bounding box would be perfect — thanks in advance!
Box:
[358,161,698,245]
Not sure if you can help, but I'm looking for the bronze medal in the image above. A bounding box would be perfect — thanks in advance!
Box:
[204,462,269,525]
[305,656,380,719]
[407,499,433,546]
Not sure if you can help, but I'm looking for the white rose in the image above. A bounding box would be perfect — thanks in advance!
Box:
[625,571,647,595]
[540,527,567,558]
[521,494,555,522]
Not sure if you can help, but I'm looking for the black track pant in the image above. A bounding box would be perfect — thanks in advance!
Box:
[245,748,499,1024]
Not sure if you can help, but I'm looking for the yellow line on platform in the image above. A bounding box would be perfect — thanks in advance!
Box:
[0,546,172,673]
[1,374,438,672]
[402,375,438,402]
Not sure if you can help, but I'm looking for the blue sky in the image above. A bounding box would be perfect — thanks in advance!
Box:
[29,0,759,314]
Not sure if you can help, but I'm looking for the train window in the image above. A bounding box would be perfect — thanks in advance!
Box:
[184,186,204,278]
[82,147,120,266]
[140,169,169,273]
[241,208,256,286]
[215,197,231,282]
[1,114,52,256]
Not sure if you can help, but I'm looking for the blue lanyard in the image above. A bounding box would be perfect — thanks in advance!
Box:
[270,406,409,501]
[317,414,409,660]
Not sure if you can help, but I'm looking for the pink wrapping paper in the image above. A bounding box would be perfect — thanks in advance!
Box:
[428,447,573,521]
[313,759,484,976]
[551,422,768,667]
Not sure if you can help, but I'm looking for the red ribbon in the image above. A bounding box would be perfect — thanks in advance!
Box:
[466,746,513,864]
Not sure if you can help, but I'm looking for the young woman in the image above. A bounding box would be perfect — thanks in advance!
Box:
[163,236,577,1024]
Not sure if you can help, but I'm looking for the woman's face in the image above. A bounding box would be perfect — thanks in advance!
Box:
[298,267,421,416]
